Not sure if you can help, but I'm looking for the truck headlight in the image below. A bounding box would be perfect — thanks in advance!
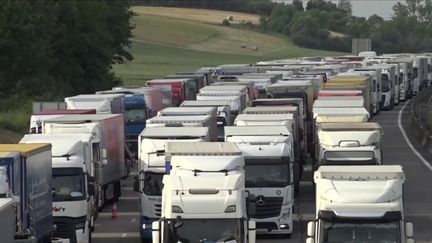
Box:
[224,205,236,213]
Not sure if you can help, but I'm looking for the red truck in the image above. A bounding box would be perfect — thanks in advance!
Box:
[146,79,189,107]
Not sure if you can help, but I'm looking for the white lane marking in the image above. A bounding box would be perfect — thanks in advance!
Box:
[92,232,140,238]
[98,212,140,217]
[398,101,432,172]
[131,218,137,223]
[119,196,139,200]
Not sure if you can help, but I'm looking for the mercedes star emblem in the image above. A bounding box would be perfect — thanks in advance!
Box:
[256,195,265,206]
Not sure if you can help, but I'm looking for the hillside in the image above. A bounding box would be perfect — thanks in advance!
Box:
[114,7,347,84]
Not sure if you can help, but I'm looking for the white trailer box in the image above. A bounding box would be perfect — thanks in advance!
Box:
[196,93,247,116]
[313,107,370,123]
[313,96,364,108]
[65,94,125,114]
[157,107,218,141]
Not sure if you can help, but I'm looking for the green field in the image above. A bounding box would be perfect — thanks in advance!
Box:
[114,7,347,85]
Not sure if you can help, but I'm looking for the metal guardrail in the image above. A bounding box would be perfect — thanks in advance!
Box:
[409,86,432,153]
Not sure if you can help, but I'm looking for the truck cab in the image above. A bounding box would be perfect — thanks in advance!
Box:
[225,126,294,236]
[152,142,256,243]
[20,134,96,243]
[316,123,383,167]
[373,64,396,109]
[135,127,209,242]
[306,165,415,243]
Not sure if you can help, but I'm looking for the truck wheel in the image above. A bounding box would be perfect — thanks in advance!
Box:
[141,237,152,243]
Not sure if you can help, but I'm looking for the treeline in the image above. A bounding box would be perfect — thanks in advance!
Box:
[263,0,432,54]
[133,0,277,15]
[0,0,134,102]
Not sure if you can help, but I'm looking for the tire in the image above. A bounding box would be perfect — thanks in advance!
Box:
[88,225,92,243]
[141,237,152,243]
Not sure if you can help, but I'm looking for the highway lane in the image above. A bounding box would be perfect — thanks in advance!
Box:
[93,100,432,243]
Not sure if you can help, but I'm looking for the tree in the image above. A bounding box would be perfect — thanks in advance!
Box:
[338,0,352,15]
[292,0,304,11]
[306,0,338,11]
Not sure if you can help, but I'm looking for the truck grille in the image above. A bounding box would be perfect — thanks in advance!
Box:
[154,204,161,217]
[53,219,77,243]
[252,196,283,219]
[256,222,278,231]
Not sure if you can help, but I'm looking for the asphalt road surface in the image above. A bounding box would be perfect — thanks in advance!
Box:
[93,100,432,243]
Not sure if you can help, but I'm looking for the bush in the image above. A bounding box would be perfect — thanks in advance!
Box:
[222,19,231,26]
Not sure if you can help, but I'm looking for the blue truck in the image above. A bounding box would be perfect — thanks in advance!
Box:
[0,144,53,243]
[124,94,149,153]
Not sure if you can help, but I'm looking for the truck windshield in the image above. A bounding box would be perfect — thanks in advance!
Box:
[323,151,376,165]
[167,219,243,243]
[52,168,85,202]
[143,172,163,196]
[381,74,390,92]
[126,108,147,123]
[245,158,290,187]
[319,220,400,243]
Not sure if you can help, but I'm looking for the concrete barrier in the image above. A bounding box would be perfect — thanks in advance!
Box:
[409,86,432,153]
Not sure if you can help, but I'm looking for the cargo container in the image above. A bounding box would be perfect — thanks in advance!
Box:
[0,145,53,243]
[157,107,218,141]
[65,94,125,115]
[0,198,14,243]
[30,109,96,134]
[146,79,190,106]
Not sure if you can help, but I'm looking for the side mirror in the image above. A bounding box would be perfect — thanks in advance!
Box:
[307,221,315,237]
[101,148,107,159]
[152,221,160,243]
[306,237,315,243]
[406,222,414,238]
[133,176,140,192]
[87,184,95,196]
[102,159,108,166]
[248,221,256,243]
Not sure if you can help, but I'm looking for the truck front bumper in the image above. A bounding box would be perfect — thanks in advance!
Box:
[140,216,157,239]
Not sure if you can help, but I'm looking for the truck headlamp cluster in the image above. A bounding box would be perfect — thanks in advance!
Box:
[172,206,184,213]
[224,205,236,213]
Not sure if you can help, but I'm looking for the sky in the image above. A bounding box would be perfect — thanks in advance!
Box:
[272,0,402,19]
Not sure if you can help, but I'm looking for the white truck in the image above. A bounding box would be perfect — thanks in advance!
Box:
[313,107,370,123]
[180,100,232,139]
[372,64,396,110]
[306,165,415,243]
[316,122,383,167]
[135,127,209,242]
[0,198,14,243]
[43,114,126,209]
[20,134,98,243]
[225,126,294,236]
[196,93,247,116]
[152,142,256,243]
[157,107,218,141]
[233,113,303,194]
[413,56,428,94]
[313,96,364,109]
[199,85,250,104]
[65,94,125,114]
